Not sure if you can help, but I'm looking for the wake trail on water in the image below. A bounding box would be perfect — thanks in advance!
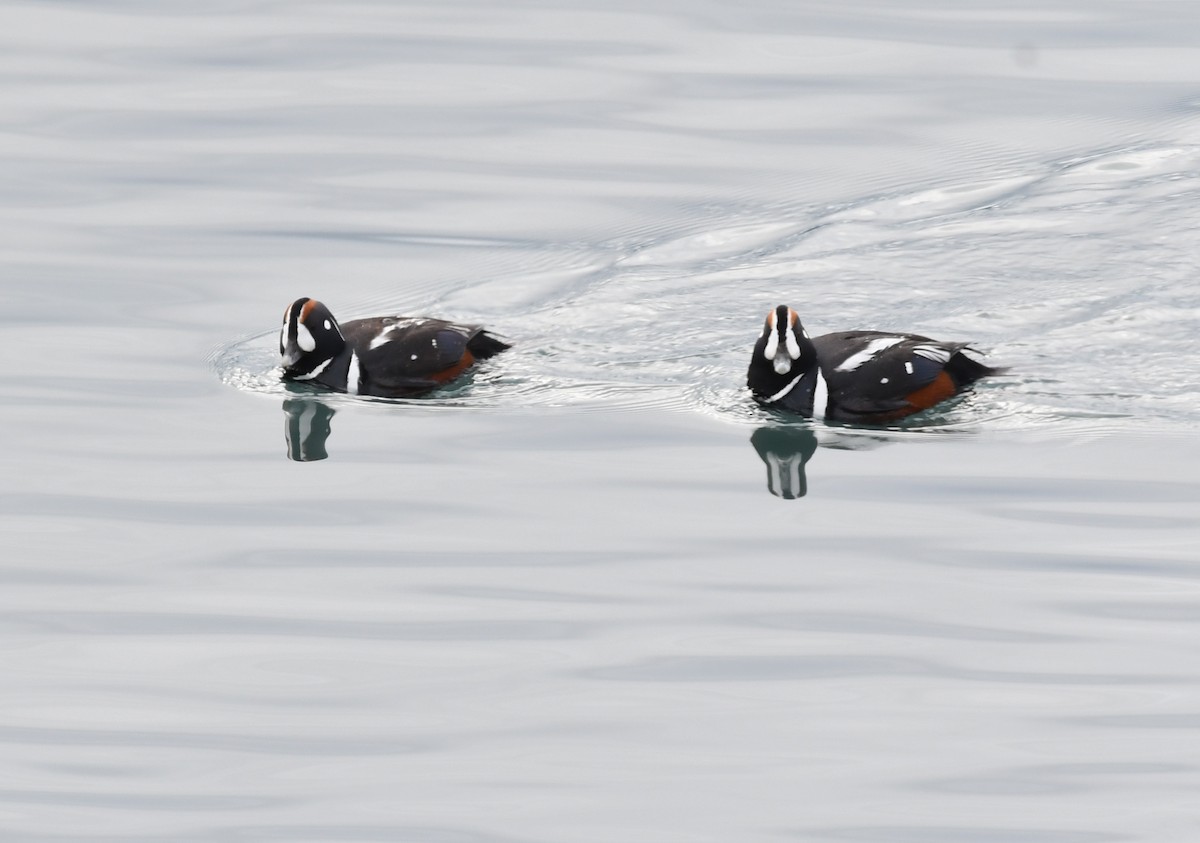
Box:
[214,141,1200,435]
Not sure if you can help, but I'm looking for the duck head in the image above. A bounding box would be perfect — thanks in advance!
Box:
[280,297,346,380]
[747,304,819,413]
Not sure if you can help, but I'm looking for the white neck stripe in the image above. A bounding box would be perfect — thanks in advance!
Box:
[346,352,360,394]
[765,371,806,404]
[293,357,331,381]
[812,367,828,420]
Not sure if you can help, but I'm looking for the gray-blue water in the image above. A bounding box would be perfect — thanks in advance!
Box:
[3,1,1200,840]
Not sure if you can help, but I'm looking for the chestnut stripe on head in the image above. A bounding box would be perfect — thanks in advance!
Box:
[763,308,780,359]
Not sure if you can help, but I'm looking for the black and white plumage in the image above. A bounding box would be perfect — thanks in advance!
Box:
[747,304,1002,423]
[279,297,510,398]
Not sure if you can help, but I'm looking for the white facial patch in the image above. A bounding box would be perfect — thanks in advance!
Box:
[772,354,792,375]
[296,321,316,352]
[784,326,801,360]
[323,319,331,330]
[835,336,903,372]
[280,302,294,353]
[763,328,779,361]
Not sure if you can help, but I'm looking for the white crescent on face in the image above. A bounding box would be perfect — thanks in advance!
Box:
[296,320,316,352]
[784,322,801,359]
[280,302,294,354]
[763,310,780,360]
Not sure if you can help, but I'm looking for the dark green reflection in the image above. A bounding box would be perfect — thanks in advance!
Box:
[750,426,819,500]
[283,398,335,462]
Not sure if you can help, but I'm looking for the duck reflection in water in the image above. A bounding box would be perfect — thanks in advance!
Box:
[751,422,966,499]
[283,398,336,462]
[750,426,819,499]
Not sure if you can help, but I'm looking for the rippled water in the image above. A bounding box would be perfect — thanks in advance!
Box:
[4,1,1200,841]
[221,140,1200,432]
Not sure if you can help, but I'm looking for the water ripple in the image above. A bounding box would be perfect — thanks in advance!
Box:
[214,144,1200,435]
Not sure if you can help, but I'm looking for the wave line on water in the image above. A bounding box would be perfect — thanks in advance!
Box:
[214,141,1200,436]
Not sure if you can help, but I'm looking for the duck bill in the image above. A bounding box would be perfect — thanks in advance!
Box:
[772,348,795,375]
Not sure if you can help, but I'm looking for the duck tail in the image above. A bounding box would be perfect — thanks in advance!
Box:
[949,347,1008,385]
[468,330,512,359]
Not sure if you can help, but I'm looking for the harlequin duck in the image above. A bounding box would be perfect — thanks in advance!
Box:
[279,297,510,397]
[747,304,1002,423]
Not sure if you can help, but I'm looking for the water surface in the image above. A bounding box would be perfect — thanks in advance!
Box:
[2,1,1200,841]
